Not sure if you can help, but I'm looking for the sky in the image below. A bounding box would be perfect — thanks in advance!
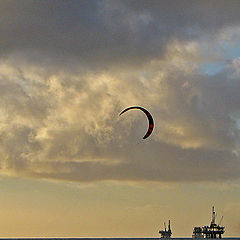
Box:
[1,0,240,237]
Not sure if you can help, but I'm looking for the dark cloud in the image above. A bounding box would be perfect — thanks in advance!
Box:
[1,0,240,69]
[0,1,240,183]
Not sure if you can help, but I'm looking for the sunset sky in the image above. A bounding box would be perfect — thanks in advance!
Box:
[1,0,240,237]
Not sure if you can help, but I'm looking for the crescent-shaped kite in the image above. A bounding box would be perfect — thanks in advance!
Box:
[119,106,154,139]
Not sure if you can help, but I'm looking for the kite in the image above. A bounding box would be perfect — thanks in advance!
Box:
[119,106,154,139]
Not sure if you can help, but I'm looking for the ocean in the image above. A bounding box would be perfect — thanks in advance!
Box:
[0,238,239,240]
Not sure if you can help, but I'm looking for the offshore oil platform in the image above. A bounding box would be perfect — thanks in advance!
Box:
[159,220,172,238]
[159,206,225,239]
[192,206,225,238]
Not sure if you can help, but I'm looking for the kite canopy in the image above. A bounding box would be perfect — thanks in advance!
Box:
[119,106,154,139]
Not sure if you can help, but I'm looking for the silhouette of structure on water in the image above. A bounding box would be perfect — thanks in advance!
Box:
[192,206,225,238]
[159,206,225,239]
[159,220,172,238]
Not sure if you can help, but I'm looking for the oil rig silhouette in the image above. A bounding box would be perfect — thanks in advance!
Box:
[192,206,225,238]
[159,220,172,238]
[159,206,225,238]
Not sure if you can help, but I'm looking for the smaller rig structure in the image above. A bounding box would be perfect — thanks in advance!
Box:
[192,206,225,238]
[159,220,172,238]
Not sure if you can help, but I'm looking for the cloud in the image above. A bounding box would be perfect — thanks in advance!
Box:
[0,1,240,183]
[1,0,240,69]
[1,41,240,182]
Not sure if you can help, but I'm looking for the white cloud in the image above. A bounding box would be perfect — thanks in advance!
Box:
[1,1,240,183]
[0,38,240,183]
